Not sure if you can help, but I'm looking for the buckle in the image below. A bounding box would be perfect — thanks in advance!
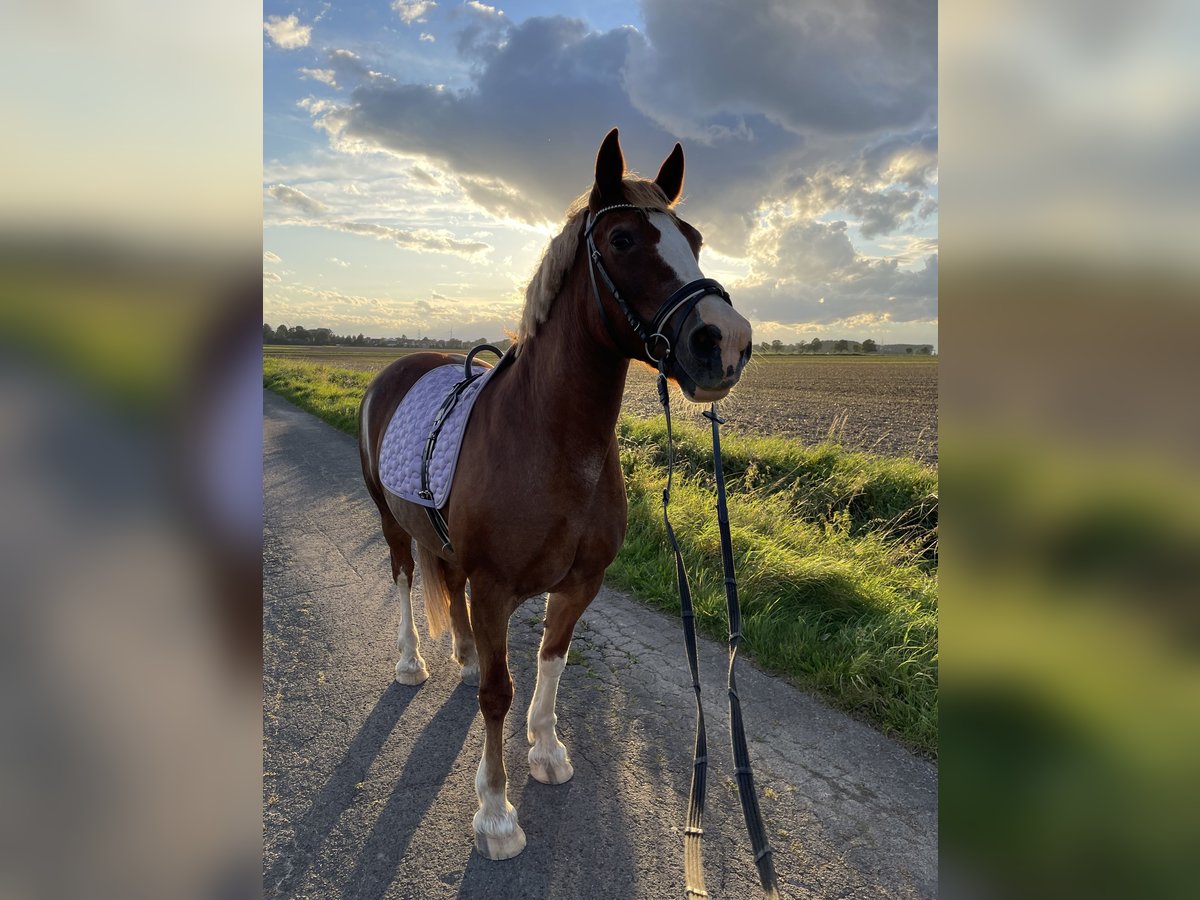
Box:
[646,333,671,364]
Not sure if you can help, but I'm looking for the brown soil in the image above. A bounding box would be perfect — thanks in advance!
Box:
[621,356,939,465]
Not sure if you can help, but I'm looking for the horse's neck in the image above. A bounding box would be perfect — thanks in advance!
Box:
[504,273,630,451]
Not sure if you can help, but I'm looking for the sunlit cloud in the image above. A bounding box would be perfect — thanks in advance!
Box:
[263,14,312,50]
[392,0,436,25]
[267,184,328,215]
[299,68,338,87]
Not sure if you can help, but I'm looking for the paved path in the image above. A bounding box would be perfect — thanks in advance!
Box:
[263,391,937,899]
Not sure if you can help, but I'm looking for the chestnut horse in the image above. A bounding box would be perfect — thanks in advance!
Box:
[358,129,752,860]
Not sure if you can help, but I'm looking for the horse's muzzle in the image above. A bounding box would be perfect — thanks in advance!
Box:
[674,300,752,401]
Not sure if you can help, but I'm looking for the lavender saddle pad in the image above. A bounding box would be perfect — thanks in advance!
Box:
[378,362,501,507]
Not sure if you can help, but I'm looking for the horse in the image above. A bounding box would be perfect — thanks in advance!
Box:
[357,128,753,860]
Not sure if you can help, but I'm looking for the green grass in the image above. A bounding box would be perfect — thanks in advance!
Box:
[264,356,939,754]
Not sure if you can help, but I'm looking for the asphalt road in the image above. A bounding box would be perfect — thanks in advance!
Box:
[263,390,937,899]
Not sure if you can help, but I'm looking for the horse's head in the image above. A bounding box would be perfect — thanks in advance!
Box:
[585,129,752,402]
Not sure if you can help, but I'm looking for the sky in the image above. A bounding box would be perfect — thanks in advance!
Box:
[263,0,937,346]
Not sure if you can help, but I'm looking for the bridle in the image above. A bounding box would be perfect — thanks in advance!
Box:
[584,203,732,368]
[585,204,780,900]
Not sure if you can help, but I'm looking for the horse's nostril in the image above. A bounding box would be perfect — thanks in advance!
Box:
[689,323,722,357]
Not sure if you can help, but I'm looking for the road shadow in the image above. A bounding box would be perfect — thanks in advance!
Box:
[340,681,479,900]
[264,682,419,898]
[454,688,655,897]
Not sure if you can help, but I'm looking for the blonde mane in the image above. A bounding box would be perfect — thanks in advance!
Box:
[517,178,678,345]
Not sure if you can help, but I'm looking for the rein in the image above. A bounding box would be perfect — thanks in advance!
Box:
[583,202,776,895]
[655,370,780,900]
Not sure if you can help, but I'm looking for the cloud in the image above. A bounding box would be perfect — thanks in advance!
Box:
[393,0,436,25]
[263,284,520,337]
[264,271,282,282]
[465,1,504,17]
[267,184,329,215]
[733,197,937,327]
[626,0,936,137]
[420,32,436,43]
[330,257,350,267]
[326,221,489,258]
[263,14,312,50]
[300,68,338,87]
[302,11,933,247]
[308,17,677,225]
[263,250,281,264]
[764,219,859,282]
[735,253,937,327]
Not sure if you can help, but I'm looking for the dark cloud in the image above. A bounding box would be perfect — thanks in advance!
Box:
[736,253,937,326]
[628,0,936,136]
[316,17,657,225]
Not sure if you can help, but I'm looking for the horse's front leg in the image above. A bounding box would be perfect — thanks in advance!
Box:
[527,576,603,785]
[470,586,526,859]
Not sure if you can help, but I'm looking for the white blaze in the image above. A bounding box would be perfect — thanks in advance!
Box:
[647,210,704,283]
[647,211,751,377]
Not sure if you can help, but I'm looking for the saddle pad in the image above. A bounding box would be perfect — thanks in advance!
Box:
[378,362,501,507]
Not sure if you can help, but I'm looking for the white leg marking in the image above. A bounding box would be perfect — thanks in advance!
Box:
[454,628,480,686]
[394,574,429,685]
[473,749,526,859]
[527,653,573,784]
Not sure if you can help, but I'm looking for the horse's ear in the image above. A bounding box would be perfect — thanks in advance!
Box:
[594,128,625,204]
[655,143,685,204]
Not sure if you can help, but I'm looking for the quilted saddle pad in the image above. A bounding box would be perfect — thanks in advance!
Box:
[378,361,502,507]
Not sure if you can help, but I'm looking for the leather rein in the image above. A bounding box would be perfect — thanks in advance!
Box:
[586,203,781,899]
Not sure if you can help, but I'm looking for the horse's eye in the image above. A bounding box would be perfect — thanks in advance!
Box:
[610,233,634,251]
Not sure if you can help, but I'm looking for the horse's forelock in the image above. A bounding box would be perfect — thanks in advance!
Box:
[517,178,677,346]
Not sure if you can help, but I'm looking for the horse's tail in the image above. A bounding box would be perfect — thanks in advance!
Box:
[414,544,452,638]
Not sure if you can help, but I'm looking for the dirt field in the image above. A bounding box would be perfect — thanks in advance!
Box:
[264,346,938,464]
[626,355,938,464]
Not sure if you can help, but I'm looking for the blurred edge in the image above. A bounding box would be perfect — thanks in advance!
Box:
[942,0,1200,897]
[0,0,262,898]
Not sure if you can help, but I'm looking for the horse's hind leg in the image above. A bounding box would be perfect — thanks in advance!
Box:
[382,518,429,685]
[470,583,525,859]
[443,565,480,685]
[527,575,603,785]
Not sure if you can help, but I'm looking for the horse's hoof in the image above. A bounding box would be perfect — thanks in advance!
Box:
[459,662,480,686]
[394,657,429,685]
[528,743,574,785]
[473,817,526,860]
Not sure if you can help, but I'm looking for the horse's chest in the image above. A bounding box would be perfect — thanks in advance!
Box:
[460,447,625,590]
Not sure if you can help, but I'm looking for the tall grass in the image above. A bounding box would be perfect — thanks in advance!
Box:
[264,357,939,754]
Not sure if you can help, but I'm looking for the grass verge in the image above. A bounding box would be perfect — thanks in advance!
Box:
[264,356,939,755]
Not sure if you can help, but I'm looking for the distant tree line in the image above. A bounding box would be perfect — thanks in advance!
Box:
[263,323,504,350]
[757,337,931,355]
